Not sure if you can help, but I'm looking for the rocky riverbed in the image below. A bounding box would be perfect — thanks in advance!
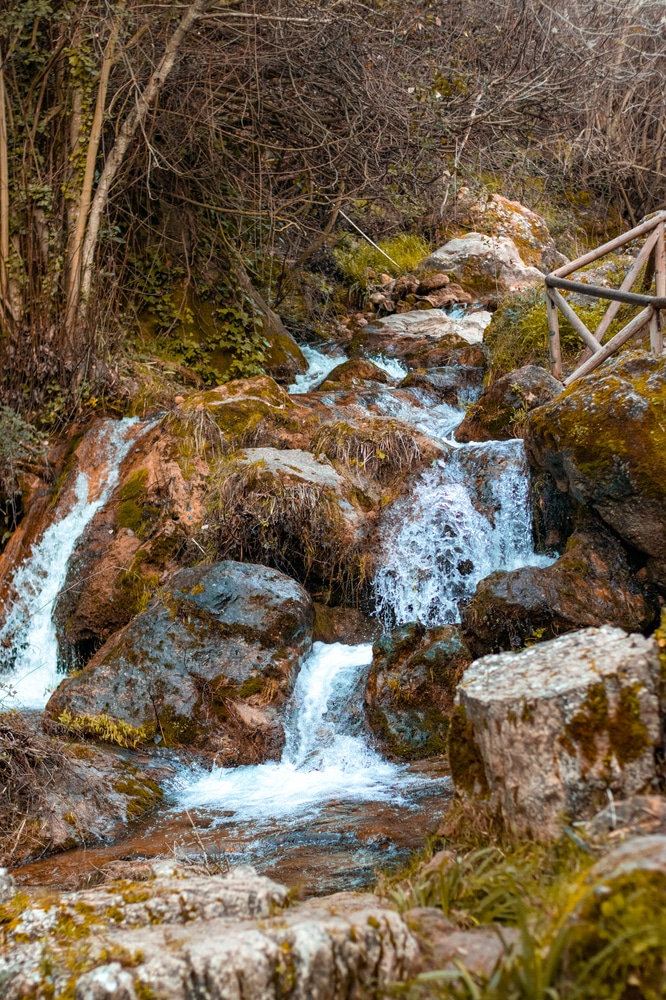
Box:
[1,196,666,997]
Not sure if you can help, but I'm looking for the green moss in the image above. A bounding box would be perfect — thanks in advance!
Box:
[447,704,489,797]
[112,770,162,819]
[333,232,431,287]
[57,710,152,748]
[564,681,650,769]
[238,674,265,698]
[117,469,159,537]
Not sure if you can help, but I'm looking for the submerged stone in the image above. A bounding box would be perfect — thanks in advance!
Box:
[450,626,661,840]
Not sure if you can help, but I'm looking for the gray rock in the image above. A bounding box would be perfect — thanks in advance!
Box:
[419,233,544,297]
[454,364,562,443]
[449,626,661,839]
[0,866,420,1000]
[374,308,492,345]
[46,562,314,760]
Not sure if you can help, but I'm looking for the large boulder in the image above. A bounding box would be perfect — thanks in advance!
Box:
[448,626,661,839]
[46,561,314,762]
[0,864,420,1000]
[365,624,472,760]
[461,193,567,271]
[318,358,390,390]
[462,523,658,654]
[454,364,561,443]
[418,233,544,299]
[525,352,666,587]
[400,365,485,408]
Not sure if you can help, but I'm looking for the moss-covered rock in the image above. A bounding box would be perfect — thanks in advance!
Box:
[462,522,658,655]
[365,623,472,760]
[454,364,561,443]
[453,627,661,840]
[46,561,314,760]
[525,351,666,588]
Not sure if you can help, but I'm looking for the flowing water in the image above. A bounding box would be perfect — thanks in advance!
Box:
[3,337,552,893]
[0,418,144,709]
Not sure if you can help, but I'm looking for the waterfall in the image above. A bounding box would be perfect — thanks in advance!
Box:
[0,418,144,709]
[176,642,418,821]
[373,438,554,627]
[288,345,346,393]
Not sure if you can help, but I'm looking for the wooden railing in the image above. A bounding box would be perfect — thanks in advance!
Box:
[545,210,666,385]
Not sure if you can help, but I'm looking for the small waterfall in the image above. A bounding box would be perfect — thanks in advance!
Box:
[0,418,143,709]
[177,642,414,821]
[288,344,346,393]
[373,439,554,627]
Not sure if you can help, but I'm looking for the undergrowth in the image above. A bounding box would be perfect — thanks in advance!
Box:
[203,459,366,600]
[56,710,151,749]
[333,233,431,288]
[386,800,666,1000]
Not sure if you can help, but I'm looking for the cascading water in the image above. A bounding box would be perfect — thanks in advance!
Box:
[177,642,413,821]
[0,417,145,709]
[373,438,554,627]
[288,344,346,393]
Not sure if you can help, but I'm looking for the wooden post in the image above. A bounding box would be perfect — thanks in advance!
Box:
[546,290,562,379]
[653,222,665,355]
[565,306,654,385]
[548,288,601,355]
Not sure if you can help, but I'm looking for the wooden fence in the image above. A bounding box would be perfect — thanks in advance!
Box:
[545,210,666,385]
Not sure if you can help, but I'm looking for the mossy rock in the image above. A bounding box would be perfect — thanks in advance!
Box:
[364,623,472,760]
[525,351,666,588]
[454,364,561,443]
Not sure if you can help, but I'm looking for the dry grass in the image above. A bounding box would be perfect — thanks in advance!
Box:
[0,711,70,864]
[311,420,424,484]
[203,460,367,599]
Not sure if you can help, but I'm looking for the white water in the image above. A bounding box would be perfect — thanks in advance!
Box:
[369,354,408,380]
[0,418,142,709]
[373,438,554,627]
[288,344,345,393]
[176,642,416,821]
[372,386,464,444]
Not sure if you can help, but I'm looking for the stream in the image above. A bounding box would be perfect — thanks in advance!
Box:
[0,336,551,894]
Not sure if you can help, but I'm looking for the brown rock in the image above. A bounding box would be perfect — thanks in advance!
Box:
[462,523,658,655]
[417,273,450,295]
[455,364,561,443]
[318,358,390,390]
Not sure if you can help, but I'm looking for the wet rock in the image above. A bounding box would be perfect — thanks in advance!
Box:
[318,358,390,390]
[418,233,544,299]
[347,310,491,370]
[525,352,666,588]
[53,421,207,670]
[449,626,661,839]
[365,624,471,760]
[0,712,168,865]
[454,364,561,443]
[462,193,567,271]
[462,524,657,654]
[0,865,419,1000]
[313,603,380,644]
[530,469,579,553]
[263,326,308,385]
[399,365,485,407]
[46,561,314,761]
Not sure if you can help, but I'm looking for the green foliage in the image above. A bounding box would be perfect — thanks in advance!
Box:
[0,406,47,497]
[484,287,581,379]
[130,250,268,384]
[333,233,432,287]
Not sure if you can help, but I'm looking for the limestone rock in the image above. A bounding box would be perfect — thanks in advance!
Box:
[449,626,661,839]
[418,233,544,298]
[374,309,492,346]
[365,624,471,760]
[0,865,420,1000]
[462,524,658,654]
[46,561,314,760]
[405,908,511,979]
[525,352,666,587]
[462,193,567,271]
[455,364,561,443]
